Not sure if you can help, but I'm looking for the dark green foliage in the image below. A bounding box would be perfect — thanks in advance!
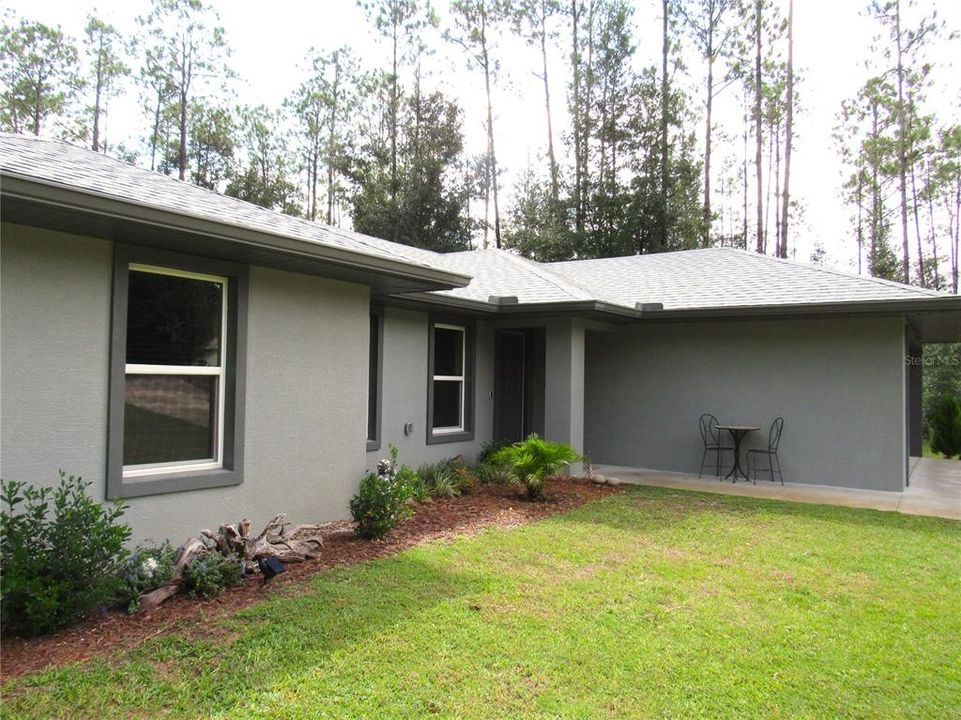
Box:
[490,434,582,499]
[928,394,961,459]
[182,552,245,600]
[473,461,513,486]
[416,457,482,498]
[397,464,429,503]
[0,18,81,135]
[350,445,415,539]
[922,344,961,444]
[479,437,512,465]
[0,472,131,637]
[117,541,177,613]
[352,84,474,252]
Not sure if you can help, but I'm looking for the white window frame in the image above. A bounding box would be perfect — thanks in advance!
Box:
[122,263,228,479]
[432,323,466,434]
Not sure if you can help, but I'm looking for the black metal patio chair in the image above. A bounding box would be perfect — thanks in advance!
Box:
[698,413,735,479]
[747,417,785,485]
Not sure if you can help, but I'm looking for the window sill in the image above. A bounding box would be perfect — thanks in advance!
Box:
[427,429,474,445]
[366,438,381,452]
[108,467,242,499]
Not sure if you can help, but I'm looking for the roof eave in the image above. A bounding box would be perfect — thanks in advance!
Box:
[0,173,472,293]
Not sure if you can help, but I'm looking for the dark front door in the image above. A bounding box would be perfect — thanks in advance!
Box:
[493,328,545,444]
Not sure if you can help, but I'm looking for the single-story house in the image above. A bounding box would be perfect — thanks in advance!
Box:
[2,133,959,543]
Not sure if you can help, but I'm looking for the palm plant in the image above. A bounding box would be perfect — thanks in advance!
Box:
[490,434,582,499]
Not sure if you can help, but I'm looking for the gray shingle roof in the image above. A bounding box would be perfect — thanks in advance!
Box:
[424,249,595,305]
[3,133,953,317]
[0,133,445,273]
[547,248,946,310]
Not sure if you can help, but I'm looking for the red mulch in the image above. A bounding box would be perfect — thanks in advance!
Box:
[0,478,619,681]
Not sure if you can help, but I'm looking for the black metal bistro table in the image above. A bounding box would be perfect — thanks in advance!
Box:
[715,425,760,482]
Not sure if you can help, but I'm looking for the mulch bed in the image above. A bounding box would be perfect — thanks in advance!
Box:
[0,478,620,681]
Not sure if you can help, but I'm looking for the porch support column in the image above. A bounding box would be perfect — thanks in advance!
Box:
[544,318,585,473]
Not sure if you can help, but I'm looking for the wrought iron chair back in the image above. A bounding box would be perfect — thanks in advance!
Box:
[768,417,784,451]
[699,413,721,447]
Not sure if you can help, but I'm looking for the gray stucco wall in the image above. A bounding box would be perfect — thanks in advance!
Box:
[1,223,370,543]
[367,306,494,469]
[584,317,907,491]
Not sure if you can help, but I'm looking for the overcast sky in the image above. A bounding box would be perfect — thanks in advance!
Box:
[4,0,960,270]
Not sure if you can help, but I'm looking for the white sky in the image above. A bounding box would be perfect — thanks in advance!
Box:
[3,0,960,270]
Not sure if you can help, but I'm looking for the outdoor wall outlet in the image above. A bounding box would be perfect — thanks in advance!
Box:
[404,422,414,436]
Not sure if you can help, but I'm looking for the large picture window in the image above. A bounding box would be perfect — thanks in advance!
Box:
[108,247,247,499]
[123,266,226,473]
[427,319,474,443]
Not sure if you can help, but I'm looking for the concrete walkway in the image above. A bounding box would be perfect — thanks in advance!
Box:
[594,457,960,520]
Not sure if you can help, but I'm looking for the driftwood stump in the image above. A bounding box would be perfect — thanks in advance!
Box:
[137,514,324,612]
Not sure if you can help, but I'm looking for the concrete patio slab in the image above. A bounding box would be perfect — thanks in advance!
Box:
[594,458,960,521]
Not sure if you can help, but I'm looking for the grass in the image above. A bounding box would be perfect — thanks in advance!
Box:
[3,487,960,719]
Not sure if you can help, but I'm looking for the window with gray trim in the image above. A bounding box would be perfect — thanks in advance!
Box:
[107,246,247,499]
[427,318,474,444]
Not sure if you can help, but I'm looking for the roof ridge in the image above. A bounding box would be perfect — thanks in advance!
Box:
[726,247,946,297]
[492,249,596,301]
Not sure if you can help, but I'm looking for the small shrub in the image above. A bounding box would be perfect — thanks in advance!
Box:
[350,445,415,539]
[182,552,245,599]
[929,394,961,458]
[490,434,582,499]
[418,460,460,498]
[398,464,430,503]
[474,461,513,486]
[453,463,480,494]
[1,472,131,636]
[479,438,511,465]
[117,541,177,613]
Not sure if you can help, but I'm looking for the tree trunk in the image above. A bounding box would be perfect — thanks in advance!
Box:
[390,8,399,242]
[742,88,748,248]
[870,100,881,274]
[702,20,714,248]
[778,0,793,259]
[910,154,925,286]
[540,1,559,205]
[754,0,763,254]
[32,68,42,135]
[571,0,584,234]
[856,166,864,275]
[480,7,502,248]
[178,56,189,181]
[660,0,670,250]
[894,0,910,283]
[150,84,163,172]
[951,173,961,295]
[92,36,104,152]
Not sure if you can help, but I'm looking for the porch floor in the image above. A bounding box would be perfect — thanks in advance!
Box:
[593,457,960,520]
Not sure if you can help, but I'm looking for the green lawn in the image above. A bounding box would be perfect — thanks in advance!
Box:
[4,487,961,719]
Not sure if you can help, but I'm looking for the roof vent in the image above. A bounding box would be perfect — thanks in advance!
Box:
[635,302,664,312]
[489,295,519,305]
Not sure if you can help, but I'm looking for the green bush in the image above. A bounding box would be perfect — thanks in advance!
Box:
[350,445,415,539]
[0,472,131,636]
[117,541,177,613]
[479,438,511,465]
[398,464,430,503]
[490,434,582,499]
[474,461,513,486]
[417,459,460,498]
[182,552,245,599]
[929,394,961,459]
